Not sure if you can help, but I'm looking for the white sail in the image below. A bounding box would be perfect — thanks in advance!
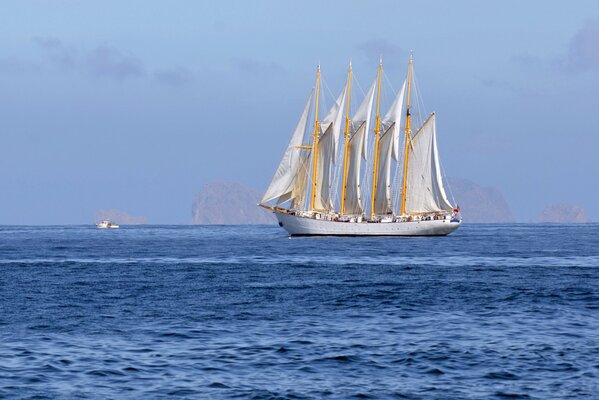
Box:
[313,84,347,211]
[373,81,406,215]
[314,124,335,210]
[354,79,377,160]
[343,79,376,215]
[261,59,462,237]
[405,113,454,213]
[384,80,406,161]
[373,128,394,215]
[261,91,313,204]
[320,83,348,163]
[291,152,311,210]
[343,122,367,214]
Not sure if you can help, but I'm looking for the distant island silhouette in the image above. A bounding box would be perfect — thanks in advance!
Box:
[191,179,519,224]
[95,209,148,225]
[538,204,590,223]
[192,182,275,225]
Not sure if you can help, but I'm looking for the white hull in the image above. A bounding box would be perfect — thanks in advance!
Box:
[96,220,119,229]
[275,211,461,236]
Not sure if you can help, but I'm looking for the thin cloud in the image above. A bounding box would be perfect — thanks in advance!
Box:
[0,57,39,74]
[481,78,513,90]
[561,17,599,72]
[32,36,77,69]
[153,66,194,87]
[86,46,145,80]
[511,52,544,67]
[30,36,199,85]
[32,36,63,50]
[32,36,145,81]
[512,18,599,76]
[230,58,285,76]
[356,39,404,68]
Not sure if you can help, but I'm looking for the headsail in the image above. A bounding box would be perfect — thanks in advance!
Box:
[313,84,347,211]
[342,79,376,215]
[373,81,406,215]
[404,113,454,213]
[261,91,313,205]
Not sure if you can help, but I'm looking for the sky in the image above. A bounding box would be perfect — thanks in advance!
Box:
[1,0,599,223]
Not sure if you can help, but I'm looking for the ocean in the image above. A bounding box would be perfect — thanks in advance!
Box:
[1,224,598,399]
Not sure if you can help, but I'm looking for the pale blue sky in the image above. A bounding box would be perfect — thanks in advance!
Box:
[1,1,598,223]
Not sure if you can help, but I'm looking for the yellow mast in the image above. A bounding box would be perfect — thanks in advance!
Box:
[340,63,352,215]
[400,53,414,216]
[309,65,321,211]
[370,60,383,220]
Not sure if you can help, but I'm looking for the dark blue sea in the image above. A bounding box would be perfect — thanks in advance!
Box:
[1,224,598,399]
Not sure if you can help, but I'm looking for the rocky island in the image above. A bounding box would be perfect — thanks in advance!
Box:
[192,182,276,224]
[192,179,514,225]
[445,178,514,223]
[94,209,148,225]
[538,204,590,223]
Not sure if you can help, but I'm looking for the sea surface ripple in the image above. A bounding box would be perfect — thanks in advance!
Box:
[1,224,598,399]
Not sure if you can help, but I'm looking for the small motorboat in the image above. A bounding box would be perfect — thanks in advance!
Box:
[96,220,119,229]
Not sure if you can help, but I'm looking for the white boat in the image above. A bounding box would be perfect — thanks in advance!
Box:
[259,55,461,236]
[96,220,120,229]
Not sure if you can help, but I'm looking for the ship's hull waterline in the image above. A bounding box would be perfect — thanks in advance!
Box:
[275,211,461,236]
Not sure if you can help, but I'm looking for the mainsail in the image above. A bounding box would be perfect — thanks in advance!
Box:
[373,81,406,215]
[261,91,313,205]
[313,85,347,211]
[342,79,376,215]
[404,113,454,213]
[290,152,311,210]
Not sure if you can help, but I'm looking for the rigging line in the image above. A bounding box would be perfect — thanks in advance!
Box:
[410,71,421,128]
[353,76,366,98]
[414,70,427,116]
[320,75,335,114]
[382,70,397,97]
[407,69,417,125]
[412,70,427,128]
[304,92,315,145]
[350,75,365,121]
[439,157,458,207]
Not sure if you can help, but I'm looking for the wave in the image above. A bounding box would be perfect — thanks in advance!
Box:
[1,255,598,267]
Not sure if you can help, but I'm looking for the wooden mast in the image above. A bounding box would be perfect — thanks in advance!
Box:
[340,63,352,215]
[309,65,321,211]
[400,53,414,215]
[370,60,383,220]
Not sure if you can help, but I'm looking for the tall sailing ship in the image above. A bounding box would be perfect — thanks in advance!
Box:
[259,55,461,236]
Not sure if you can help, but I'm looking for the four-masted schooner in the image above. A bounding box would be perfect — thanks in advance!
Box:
[259,55,462,236]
